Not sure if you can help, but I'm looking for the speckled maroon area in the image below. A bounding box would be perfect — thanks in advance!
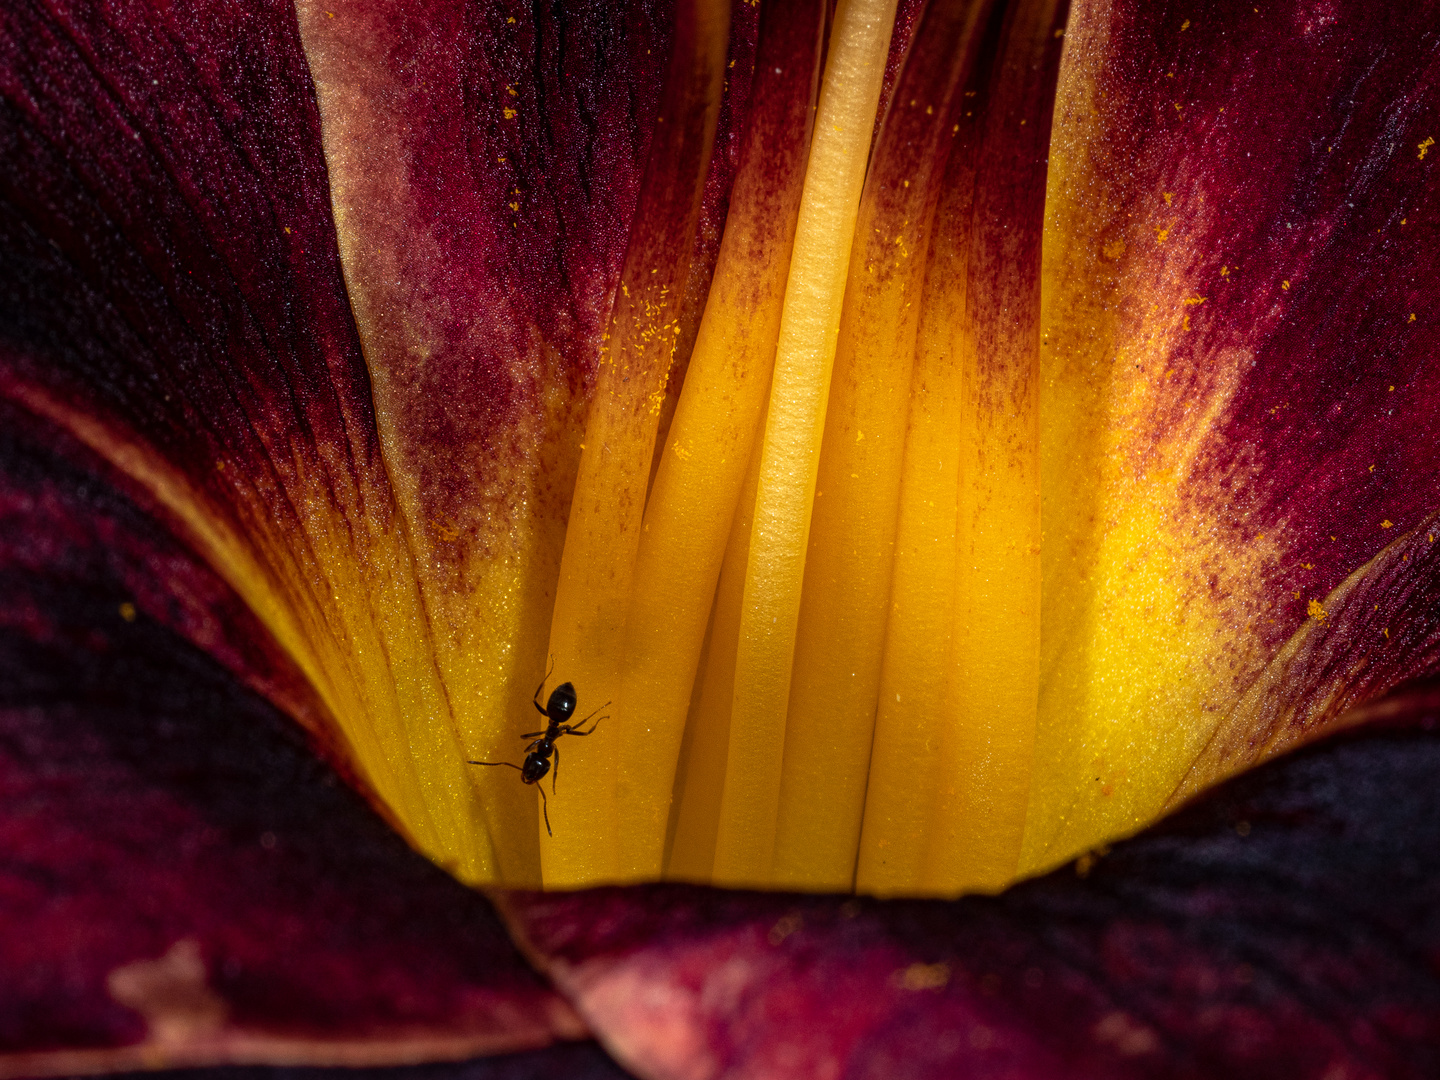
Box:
[1075,0,1440,652]
[0,408,584,1072]
[505,711,1440,1080]
[1051,0,1440,785]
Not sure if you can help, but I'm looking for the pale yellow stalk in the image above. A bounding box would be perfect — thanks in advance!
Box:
[713,0,899,886]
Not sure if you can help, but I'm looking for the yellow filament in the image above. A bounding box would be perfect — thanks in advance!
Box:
[921,1,1055,893]
[769,179,923,891]
[773,3,985,891]
[666,422,766,879]
[713,0,899,887]
[610,20,818,876]
[854,163,972,894]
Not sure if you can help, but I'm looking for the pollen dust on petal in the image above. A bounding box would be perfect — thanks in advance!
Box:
[892,962,951,991]
[107,939,229,1046]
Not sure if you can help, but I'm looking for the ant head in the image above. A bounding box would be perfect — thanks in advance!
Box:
[547,681,577,721]
[521,751,551,784]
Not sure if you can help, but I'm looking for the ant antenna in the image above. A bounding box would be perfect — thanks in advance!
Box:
[572,701,611,734]
[467,760,553,836]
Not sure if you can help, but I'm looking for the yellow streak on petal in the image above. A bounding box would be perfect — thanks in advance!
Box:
[1028,5,1284,875]
[13,384,474,876]
[542,0,731,887]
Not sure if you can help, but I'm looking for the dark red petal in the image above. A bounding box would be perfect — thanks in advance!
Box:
[0,411,589,1072]
[98,1042,639,1080]
[0,0,383,516]
[1032,0,1440,869]
[0,0,426,836]
[503,706,1440,1080]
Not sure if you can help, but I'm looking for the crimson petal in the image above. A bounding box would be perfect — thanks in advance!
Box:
[0,0,600,1066]
[503,709,1440,1080]
[0,412,587,1071]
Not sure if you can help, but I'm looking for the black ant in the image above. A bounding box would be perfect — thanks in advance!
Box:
[468,660,607,836]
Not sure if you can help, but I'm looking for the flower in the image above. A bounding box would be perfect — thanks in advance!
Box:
[2,0,1439,1076]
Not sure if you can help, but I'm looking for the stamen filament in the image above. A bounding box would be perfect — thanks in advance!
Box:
[774,0,994,892]
[541,0,730,886]
[613,0,824,880]
[713,0,900,887]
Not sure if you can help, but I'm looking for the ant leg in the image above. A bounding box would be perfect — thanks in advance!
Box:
[532,656,557,715]
[521,731,546,741]
[468,760,522,772]
[551,745,560,794]
[536,783,551,837]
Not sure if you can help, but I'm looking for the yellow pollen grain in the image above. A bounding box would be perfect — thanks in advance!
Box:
[894,962,950,991]
[1381,520,1394,528]
[1419,136,1434,159]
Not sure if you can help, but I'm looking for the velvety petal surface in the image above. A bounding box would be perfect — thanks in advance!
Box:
[1035,0,1440,869]
[0,410,584,1073]
[502,706,1440,1080]
[0,0,502,878]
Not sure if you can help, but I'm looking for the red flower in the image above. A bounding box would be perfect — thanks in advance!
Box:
[2,0,1438,1076]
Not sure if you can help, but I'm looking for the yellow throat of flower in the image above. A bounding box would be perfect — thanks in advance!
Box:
[281,0,1075,897]
[270,0,1304,899]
